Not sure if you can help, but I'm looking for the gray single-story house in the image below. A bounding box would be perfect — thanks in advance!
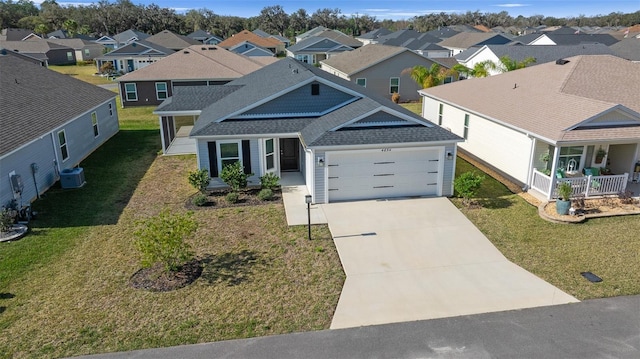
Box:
[154,58,462,203]
[0,54,119,208]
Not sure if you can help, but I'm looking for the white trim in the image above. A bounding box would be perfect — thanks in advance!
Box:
[155,82,168,100]
[124,83,138,101]
[262,138,277,174]
[91,111,99,138]
[389,77,399,94]
[330,107,433,132]
[57,129,69,162]
[217,140,243,175]
[153,110,202,116]
[564,105,640,131]
[311,140,461,151]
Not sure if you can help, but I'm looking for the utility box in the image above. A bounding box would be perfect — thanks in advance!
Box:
[60,167,86,189]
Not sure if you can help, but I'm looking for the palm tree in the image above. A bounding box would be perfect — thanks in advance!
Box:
[402,63,448,89]
[496,55,536,72]
[451,60,495,78]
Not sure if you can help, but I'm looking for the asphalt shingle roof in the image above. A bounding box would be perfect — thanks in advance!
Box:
[146,30,201,50]
[420,55,640,143]
[160,58,462,147]
[456,44,614,64]
[0,55,116,157]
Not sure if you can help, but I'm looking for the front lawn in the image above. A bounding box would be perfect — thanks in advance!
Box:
[453,158,640,300]
[49,63,113,85]
[0,93,343,358]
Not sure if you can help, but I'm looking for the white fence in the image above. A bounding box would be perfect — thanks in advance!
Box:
[531,169,629,199]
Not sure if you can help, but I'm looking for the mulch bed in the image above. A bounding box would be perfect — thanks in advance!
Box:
[185,188,282,210]
[130,260,203,292]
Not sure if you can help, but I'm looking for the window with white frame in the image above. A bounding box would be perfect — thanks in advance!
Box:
[66,51,73,61]
[84,49,90,56]
[155,82,168,100]
[124,83,137,101]
[356,78,366,87]
[58,130,69,161]
[463,114,469,139]
[91,112,99,137]
[218,141,241,173]
[438,103,444,125]
[264,138,275,172]
[295,54,311,63]
[559,146,584,172]
[389,77,399,94]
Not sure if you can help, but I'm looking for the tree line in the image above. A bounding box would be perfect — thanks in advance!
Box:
[1,0,638,39]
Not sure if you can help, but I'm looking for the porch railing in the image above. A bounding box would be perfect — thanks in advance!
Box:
[531,168,629,199]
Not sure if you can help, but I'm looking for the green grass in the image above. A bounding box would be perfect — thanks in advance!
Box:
[453,157,640,300]
[399,101,422,115]
[49,64,113,85]
[0,78,344,358]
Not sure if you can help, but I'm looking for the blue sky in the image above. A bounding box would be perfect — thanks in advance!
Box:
[49,1,639,20]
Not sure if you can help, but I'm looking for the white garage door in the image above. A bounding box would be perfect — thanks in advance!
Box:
[327,148,441,202]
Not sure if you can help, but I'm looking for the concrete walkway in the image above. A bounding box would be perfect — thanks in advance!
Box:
[323,197,578,329]
[280,172,327,225]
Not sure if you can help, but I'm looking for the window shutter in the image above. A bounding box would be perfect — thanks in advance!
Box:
[242,140,251,174]
[207,141,218,177]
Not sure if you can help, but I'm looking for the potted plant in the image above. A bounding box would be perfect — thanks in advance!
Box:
[556,181,573,215]
[595,147,607,164]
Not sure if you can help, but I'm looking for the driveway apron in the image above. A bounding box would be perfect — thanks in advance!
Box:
[323,197,578,329]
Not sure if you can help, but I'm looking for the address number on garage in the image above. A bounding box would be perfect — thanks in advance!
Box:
[381,148,392,152]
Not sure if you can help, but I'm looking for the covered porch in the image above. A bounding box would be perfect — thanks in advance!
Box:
[529,141,640,200]
[160,115,198,155]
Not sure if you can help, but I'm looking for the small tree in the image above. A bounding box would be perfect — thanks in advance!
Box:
[454,171,485,206]
[220,161,252,192]
[134,209,197,272]
[188,168,210,194]
[260,172,280,190]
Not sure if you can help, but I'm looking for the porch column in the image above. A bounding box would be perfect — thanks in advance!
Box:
[548,146,560,200]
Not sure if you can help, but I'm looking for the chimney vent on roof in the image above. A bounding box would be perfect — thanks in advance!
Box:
[183,50,189,54]
[556,58,570,65]
[208,47,216,50]
[201,47,206,50]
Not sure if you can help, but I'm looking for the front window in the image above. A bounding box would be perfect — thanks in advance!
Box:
[265,138,275,171]
[91,112,99,137]
[66,51,73,61]
[295,54,310,63]
[389,77,399,94]
[559,146,584,172]
[463,114,469,139]
[84,49,90,56]
[356,78,366,87]
[155,82,168,100]
[58,130,69,161]
[438,103,444,125]
[218,141,241,173]
[124,83,137,101]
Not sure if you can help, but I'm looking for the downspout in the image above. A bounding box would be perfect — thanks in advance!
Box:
[50,132,61,180]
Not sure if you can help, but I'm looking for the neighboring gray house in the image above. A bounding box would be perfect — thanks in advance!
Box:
[372,29,450,58]
[145,30,201,51]
[0,54,119,208]
[320,44,457,102]
[228,42,275,57]
[286,37,354,65]
[0,28,38,41]
[94,29,150,49]
[438,32,513,56]
[0,39,76,65]
[46,38,105,61]
[95,40,174,74]
[356,28,393,45]
[252,29,291,47]
[187,30,223,45]
[610,35,640,62]
[154,58,462,203]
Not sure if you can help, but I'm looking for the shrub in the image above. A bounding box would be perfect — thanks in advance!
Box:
[100,61,114,74]
[220,161,252,192]
[188,168,210,194]
[192,193,208,206]
[0,207,16,232]
[134,209,197,272]
[454,171,485,206]
[557,181,573,201]
[225,192,239,203]
[391,92,400,103]
[260,173,280,190]
[257,188,273,201]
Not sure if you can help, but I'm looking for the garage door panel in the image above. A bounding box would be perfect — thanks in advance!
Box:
[327,148,442,202]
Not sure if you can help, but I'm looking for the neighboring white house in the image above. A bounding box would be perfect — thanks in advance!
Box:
[155,58,463,203]
[420,55,640,200]
[0,54,119,208]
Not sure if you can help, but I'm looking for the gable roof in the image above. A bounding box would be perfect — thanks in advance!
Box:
[534,33,619,46]
[0,39,72,54]
[424,27,461,40]
[296,26,329,41]
[117,45,278,82]
[187,29,212,40]
[229,42,275,57]
[113,29,150,44]
[217,30,283,50]
[287,36,353,54]
[157,58,461,146]
[420,55,640,143]
[456,43,614,64]
[46,38,104,50]
[312,29,363,48]
[146,30,200,50]
[1,28,37,41]
[375,29,443,50]
[356,28,393,40]
[0,55,116,157]
[320,44,429,76]
[99,40,173,57]
[609,37,640,61]
[438,32,512,49]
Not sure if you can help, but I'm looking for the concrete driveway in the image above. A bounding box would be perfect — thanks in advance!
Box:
[323,197,578,329]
